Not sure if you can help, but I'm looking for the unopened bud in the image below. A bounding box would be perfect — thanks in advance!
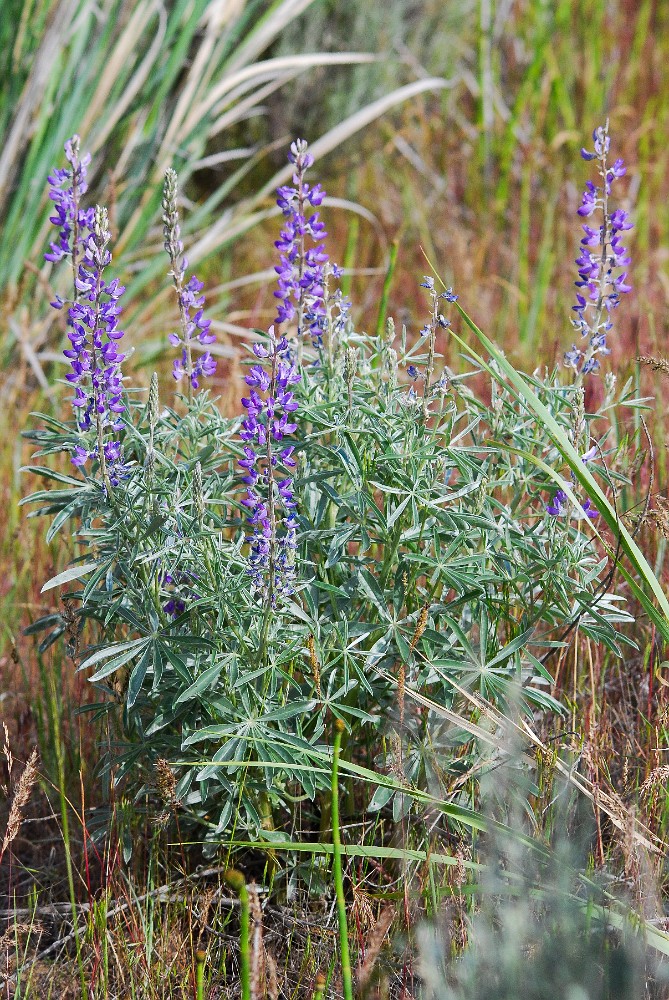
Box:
[148,372,159,431]
[162,168,182,261]
[223,868,246,893]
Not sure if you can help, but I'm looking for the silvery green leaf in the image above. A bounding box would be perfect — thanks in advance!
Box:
[41,561,99,593]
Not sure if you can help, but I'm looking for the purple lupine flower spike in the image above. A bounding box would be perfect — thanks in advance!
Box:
[238,326,300,605]
[566,122,633,376]
[274,139,329,360]
[64,205,127,486]
[45,135,95,276]
[162,168,216,394]
[46,137,127,486]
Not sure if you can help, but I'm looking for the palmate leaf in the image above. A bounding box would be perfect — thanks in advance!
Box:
[450,306,669,642]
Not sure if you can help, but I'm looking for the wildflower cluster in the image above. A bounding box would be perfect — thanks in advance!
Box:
[550,125,633,518]
[274,138,328,353]
[564,123,633,376]
[45,138,127,486]
[239,329,300,605]
[162,168,216,391]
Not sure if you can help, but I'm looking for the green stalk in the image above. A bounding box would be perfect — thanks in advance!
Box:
[224,869,250,1000]
[196,948,206,1000]
[332,719,354,1000]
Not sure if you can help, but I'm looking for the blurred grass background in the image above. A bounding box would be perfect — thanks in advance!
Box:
[2,0,669,956]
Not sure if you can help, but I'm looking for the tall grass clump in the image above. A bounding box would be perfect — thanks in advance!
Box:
[16,117,669,993]
[0,0,451,383]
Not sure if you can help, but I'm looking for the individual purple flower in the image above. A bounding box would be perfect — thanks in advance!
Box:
[580,500,599,519]
[581,445,598,464]
[238,327,301,605]
[546,489,568,516]
[274,139,329,358]
[566,122,633,377]
[162,168,216,394]
[576,180,598,218]
[564,345,582,371]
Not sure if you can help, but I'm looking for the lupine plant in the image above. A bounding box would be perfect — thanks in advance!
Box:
[23,129,645,850]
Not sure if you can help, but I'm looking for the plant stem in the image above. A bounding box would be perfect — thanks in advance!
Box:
[332,719,354,1000]
[224,869,250,1000]
[196,949,206,1000]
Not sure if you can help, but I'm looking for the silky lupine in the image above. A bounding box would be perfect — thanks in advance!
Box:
[324,262,352,344]
[238,328,300,606]
[409,277,458,416]
[564,123,633,377]
[162,571,200,618]
[274,139,328,360]
[162,168,217,394]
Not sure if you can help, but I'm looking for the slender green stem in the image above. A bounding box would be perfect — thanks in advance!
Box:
[422,291,439,414]
[332,719,354,1000]
[196,949,206,1000]
[224,870,250,1000]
